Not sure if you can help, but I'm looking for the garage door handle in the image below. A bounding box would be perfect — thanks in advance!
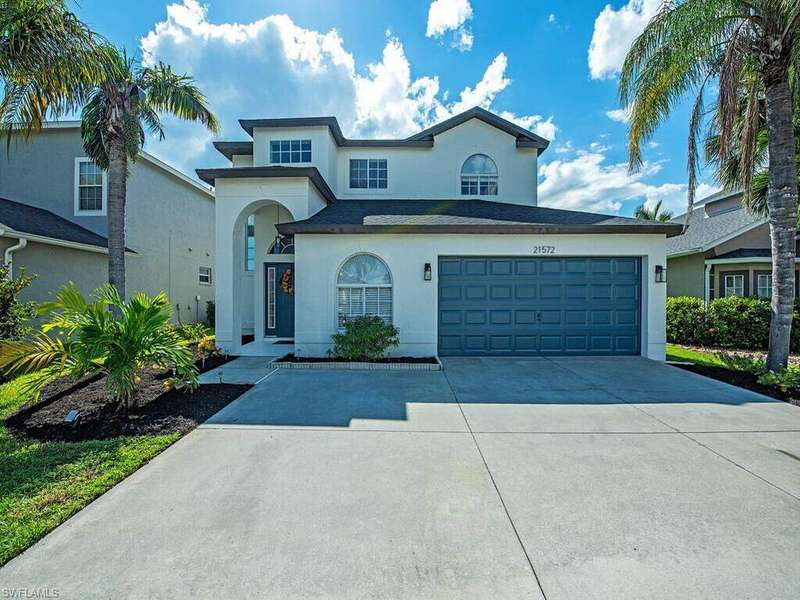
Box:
[536,311,542,322]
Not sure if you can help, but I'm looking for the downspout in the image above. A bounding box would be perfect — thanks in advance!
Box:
[704,263,712,306]
[1,230,27,279]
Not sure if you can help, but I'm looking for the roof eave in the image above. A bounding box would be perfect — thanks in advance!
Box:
[278,223,682,236]
[194,166,335,204]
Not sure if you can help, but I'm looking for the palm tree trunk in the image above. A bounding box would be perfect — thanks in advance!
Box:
[106,134,128,299]
[764,75,799,372]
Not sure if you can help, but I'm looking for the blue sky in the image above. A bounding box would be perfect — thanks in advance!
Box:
[72,0,719,216]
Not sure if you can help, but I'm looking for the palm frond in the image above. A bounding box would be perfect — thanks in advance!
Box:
[139,62,220,134]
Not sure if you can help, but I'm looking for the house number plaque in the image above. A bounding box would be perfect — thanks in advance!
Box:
[531,245,556,254]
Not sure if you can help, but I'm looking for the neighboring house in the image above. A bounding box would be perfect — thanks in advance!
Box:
[665,189,785,302]
[0,123,215,323]
[198,107,680,359]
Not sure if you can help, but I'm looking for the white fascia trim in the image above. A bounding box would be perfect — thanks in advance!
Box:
[704,257,794,265]
[666,248,703,259]
[35,121,214,199]
[0,228,136,256]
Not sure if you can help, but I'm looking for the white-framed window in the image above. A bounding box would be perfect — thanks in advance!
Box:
[461,153,498,196]
[74,158,107,215]
[757,273,772,298]
[267,267,276,329]
[350,159,387,189]
[270,139,311,164]
[199,266,213,285]
[336,254,393,326]
[724,274,744,297]
[245,215,255,272]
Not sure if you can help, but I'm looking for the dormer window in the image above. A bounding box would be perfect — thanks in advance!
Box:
[270,139,311,164]
[461,154,498,196]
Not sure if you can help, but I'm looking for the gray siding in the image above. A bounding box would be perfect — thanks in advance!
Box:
[0,128,215,322]
[666,253,706,298]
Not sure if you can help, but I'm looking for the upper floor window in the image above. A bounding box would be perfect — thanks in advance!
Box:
[74,158,106,215]
[245,214,255,272]
[270,140,311,164]
[460,154,497,196]
[350,159,387,189]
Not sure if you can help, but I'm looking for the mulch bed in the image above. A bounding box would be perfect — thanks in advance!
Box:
[275,353,438,364]
[674,363,800,407]
[5,350,249,442]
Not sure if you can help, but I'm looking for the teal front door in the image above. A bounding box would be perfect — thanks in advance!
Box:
[265,263,295,338]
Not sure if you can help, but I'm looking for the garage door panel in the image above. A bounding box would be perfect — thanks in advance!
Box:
[438,256,641,356]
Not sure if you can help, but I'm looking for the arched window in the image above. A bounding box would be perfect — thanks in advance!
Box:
[337,254,393,326]
[461,154,498,196]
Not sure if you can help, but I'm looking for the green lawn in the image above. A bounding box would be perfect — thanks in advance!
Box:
[0,375,179,566]
[665,344,728,368]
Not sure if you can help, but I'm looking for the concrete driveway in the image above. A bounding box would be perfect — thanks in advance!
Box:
[2,357,800,599]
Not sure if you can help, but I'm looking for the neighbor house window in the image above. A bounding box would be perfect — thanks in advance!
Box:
[724,274,744,297]
[199,266,212,285]
[270,140,311,163]
[350,159,387,189]
[757,273,772,298]
[245,215,255,271]
[74,158,106,214]
[461,153,498,196]
[336,254,392,326]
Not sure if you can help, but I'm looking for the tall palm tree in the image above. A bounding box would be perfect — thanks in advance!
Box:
[80,47,219,299]
[619,0,800,371]
[634,199,674,222]
[0,0,102,136]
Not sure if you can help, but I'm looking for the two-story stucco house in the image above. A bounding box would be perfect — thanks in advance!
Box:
[0,123,216,323]
[198,107,680,359]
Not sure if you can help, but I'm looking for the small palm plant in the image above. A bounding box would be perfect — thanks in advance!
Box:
[633,199,674,222]
[0,283,197,408]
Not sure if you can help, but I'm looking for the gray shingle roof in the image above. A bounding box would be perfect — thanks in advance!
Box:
[665,205,763,256]
[277,199,682,236]
[714,248,771,259]
[0,197,112,249]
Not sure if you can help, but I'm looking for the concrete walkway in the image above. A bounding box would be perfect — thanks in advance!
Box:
[2,357,799,599]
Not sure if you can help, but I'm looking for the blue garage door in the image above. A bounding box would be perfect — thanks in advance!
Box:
[438,256,641,356]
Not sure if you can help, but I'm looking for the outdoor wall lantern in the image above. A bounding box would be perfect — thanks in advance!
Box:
[655,264,666,283]
[424,263,432,281]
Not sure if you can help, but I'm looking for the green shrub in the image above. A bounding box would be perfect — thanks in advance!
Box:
[330,316,399,360]
[706,296,771,349]
[0,283,197,407]
[758,364,800,393]
[176,322,212,343]
[666,296,708,345]
[0,264,36,341]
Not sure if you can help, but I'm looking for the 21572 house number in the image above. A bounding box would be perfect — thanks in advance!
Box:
[531,245,556,254]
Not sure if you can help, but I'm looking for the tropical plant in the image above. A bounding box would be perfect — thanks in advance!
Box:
[0,264,36,341]
[634,199,674,221]
[0,283,197,407]
[80,46,219,299]
[619,0,800,371]
[330,316,399,361]
[0,0,103,136]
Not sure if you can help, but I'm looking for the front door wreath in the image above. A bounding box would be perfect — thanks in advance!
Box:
[280,268,294,295]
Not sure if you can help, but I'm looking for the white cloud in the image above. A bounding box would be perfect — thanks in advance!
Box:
[548,14,557,24]
[139,1,554,172]
[538,147,688,215]
[588,0,660,80]
[605,106,631,123]
[426,0,474,51]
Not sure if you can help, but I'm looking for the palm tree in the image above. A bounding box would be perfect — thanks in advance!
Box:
[80,46,219,299]
[619,0,800,371]
[634,199,674,222]
[0,0,102,135]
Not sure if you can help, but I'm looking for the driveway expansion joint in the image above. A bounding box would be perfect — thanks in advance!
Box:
[442,368,549,600]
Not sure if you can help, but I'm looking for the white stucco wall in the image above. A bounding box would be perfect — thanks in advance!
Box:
[293,234,668,360]
[247,118,538,205]
[214,176,316,351]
